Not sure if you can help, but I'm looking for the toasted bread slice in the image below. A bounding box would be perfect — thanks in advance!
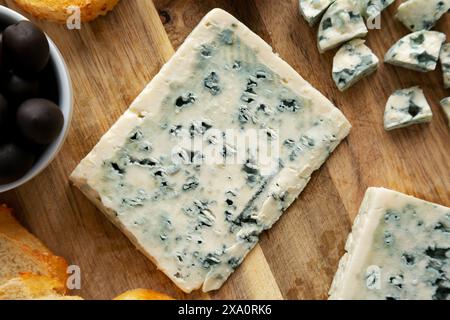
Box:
[0,233,68,290]
[0,273,83,300]
[114,289,174,300]
[0,205,50,253]
[0,205,68,288]
[34,294,84,300]
[13,0,120,23]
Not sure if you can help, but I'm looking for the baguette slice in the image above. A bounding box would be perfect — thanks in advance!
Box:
[114,289,174,300]
[0,205,50,253]
[34,295,84,300]
[0,205,68,290]
[12,0,120,23]
[0,273,82,300]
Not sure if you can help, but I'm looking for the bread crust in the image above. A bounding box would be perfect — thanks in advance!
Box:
[0,205,50,253]
[0,205,68,291]
[0,233,68,291]
[13,0,120,23]
[0,273,83,300]
[114,289,174,300]
[26,246,68,292]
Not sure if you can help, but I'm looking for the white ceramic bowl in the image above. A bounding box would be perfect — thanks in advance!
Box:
[0,5,73,193]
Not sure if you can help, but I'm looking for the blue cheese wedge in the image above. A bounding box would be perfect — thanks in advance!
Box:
[441,43,450,89]
[359,0,395,19]
[396,0,450,32]
[70,9,351,293]
[318,0,368,53]
[384,31,446,72]
[332,39,379,91]
[329,187,450,300]
[384,86,432,131]
[440,97,450,127]
[299,0,336,26]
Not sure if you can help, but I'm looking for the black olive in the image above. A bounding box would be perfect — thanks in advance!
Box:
[16,98,64,145]
[0,34,4,73]
[0,94,7,129]
[4,73,39,103]
[0,143,35,184]
[3,21,50,77]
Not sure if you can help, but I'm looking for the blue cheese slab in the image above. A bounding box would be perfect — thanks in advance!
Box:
[384,30,446,72]
[384,86,432,131]
[299,0,336,26]
[359,0,395,19]
[441,97,450,127]
[396,0,450,32]
[317,0,368,53]
[441,43,450,89]
[332,39,379,91]
[70,9,351,293]
[329,187,450,300]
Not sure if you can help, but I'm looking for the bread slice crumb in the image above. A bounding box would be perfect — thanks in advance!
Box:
[0,205,68,291]
[0,273,82,300]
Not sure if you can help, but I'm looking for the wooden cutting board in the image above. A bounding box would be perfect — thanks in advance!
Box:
[0,0,448,300]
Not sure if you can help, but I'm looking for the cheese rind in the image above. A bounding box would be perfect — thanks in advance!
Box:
[332,39,379,91]
[317,0,368,53]
[384,31,446,72]
[440,97,450,127]
[299,0,335,26]
[70,8,351,293]
[440,43,450,89]
[329,187,450,300]
[396,0,450,32]
[383,86,432,131]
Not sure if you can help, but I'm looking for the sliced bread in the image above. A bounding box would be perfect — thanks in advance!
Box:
[0,205,50,253]
[0,273,82,300]
[114,289,174,300]
[11,0,120,23]
[0,205,68,290]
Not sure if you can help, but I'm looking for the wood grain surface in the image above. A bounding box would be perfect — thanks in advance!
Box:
[0,0,449,300]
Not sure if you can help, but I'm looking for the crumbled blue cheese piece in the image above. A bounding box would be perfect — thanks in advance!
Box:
[440,97,450,127]
[70,9,351,293]
[396,0,450,32]
[318,0,368,53]
[329,187,450,300]
[332,39,379,91]
[383,86,432,131]
[384,31,446,72]
[299,0,336,26]
[441,43,450,89]
[359,0,395,19]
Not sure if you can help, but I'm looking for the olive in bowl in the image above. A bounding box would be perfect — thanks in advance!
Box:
[3,20,50,76]
[0,7,72,193]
